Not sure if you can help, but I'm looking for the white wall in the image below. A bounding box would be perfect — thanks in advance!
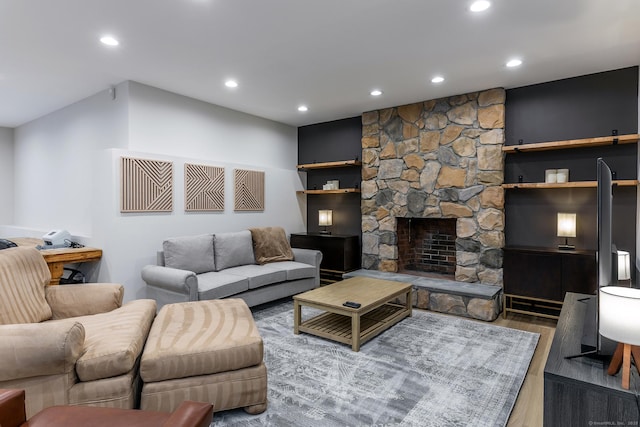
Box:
[0,127,14,224]
[8,81,304,301]
[12,82,129,236]
[127,82,297,170]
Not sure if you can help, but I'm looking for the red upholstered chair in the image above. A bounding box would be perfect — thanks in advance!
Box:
[0,389,213,427]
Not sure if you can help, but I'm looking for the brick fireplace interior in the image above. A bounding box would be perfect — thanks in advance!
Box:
[397,218,457,278]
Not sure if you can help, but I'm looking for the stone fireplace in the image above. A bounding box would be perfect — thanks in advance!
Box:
[361,88,506,286]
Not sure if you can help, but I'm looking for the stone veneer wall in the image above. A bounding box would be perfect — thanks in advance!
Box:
[361,88,506,286]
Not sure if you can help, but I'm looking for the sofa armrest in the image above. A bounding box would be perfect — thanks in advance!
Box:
[292,248,322,268]
[46,283,124,319]
[0,322,85,381]
[0,389,27,427]
[292,248,323,286]
[161,400,213,427]
[141,265,199,301]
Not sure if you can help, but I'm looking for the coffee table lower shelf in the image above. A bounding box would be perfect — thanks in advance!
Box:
[298,303,408,349]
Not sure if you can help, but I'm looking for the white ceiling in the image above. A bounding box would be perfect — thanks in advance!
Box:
[1,0,639,129]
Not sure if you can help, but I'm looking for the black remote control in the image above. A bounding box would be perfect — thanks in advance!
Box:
[343,301,361,309]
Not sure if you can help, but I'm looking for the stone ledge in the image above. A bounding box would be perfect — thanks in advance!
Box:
[343,269,502,321]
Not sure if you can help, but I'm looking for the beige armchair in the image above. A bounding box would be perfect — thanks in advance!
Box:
[0,247,157,418]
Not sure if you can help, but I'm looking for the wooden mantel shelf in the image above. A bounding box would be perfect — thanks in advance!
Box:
[502,134,639,153]
[297,188,361,195]
[297,159,362,170]
[502,179,639,189]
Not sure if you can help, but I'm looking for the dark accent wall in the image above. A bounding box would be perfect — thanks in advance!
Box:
[506,66,638,144]
[298,117,362,238]
[504,66,638,280]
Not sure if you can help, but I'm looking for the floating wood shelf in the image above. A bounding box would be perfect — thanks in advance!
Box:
[502,134,639,153]
[297,159,362,170]
[296,188,361,195]
[502,180,639,189]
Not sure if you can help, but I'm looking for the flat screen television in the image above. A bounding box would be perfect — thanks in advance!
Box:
[597,157,614,290]
[567,158,617,358]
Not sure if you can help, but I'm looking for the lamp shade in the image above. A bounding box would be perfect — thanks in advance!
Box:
[557,213,576,238]
[318,210,333,227]
[617,250,631,281]
[599,286,640,346]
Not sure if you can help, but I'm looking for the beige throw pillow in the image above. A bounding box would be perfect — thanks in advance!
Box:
[249,227,294,265]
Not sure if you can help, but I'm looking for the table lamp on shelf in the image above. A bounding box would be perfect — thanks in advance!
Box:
[599,286,640,390]
[318,210,333,234]
[557,213,576,250]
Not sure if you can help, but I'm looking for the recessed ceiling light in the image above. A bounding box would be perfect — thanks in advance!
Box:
[431,76,445,83]
[224,79,238,88]
[370,89,383,96]
[298,105,308,112]
[100,36,119,46]
[470,1,491,12]
[506,59,523,68]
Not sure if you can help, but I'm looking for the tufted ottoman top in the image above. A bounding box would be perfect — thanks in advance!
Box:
[140,299,263,383]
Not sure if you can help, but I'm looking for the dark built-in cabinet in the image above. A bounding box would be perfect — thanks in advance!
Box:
[503,247,597,319]
[290,233,359,284]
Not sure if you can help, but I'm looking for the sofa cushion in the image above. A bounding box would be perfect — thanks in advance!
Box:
[0,247,52,325]
[72,299,157,382]
[249,227,294,265]
[224,264,287,290]
[213,231,255,271]
[267,261,316,281]
[140,299,263,382]
[197,271,249,300]
[163,234,215,274]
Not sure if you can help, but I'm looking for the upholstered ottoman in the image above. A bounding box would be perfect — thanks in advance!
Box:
[140,299,267,415]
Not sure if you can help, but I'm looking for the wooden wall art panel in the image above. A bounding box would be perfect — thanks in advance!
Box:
[120,157,173,212]
[234,169,264,211]
[185,163,225,211]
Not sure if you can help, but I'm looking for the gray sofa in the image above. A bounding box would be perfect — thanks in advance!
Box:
[141,230,322,310]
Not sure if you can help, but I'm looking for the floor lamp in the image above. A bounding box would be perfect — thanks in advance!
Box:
[600,286,640,390]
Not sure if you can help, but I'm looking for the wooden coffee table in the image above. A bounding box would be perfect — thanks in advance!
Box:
[293,276,412,351]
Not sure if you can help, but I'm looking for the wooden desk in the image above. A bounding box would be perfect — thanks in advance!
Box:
[11,237,103,285]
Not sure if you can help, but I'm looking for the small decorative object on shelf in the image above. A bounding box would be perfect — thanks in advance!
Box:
[545,169,557,183]
[556,169,569,183]
[557,213,577,250]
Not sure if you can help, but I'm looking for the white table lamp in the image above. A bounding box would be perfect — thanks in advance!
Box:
[318,210,333,234]
[599,286,640,389]
[557,213,576,250]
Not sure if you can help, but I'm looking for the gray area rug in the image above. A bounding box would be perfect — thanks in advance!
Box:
[212,301,539,427]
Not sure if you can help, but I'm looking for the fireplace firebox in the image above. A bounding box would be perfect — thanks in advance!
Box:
[397,218,456,277]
